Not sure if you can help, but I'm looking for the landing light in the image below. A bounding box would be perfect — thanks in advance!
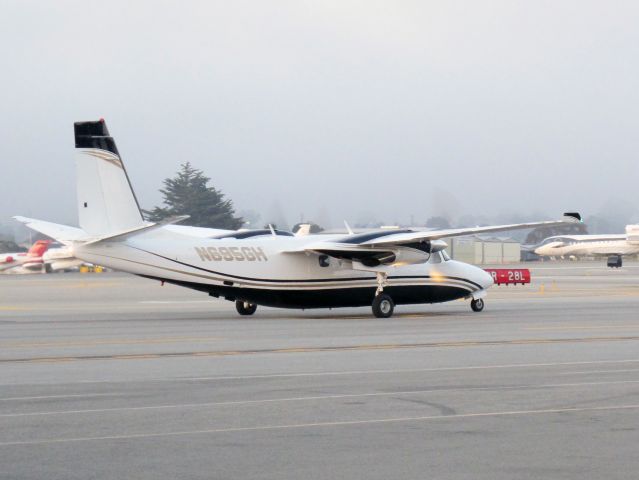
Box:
[430,269,445,283]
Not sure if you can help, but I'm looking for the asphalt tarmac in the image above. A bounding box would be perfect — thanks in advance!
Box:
[1,261,639,479]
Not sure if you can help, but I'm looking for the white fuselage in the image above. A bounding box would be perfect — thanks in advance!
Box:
[74,229,494,309]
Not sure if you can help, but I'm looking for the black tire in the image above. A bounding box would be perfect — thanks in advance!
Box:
[470,298,484,312]
[607,255,623,268]
[372,294,395,318]
[236,300,257,316]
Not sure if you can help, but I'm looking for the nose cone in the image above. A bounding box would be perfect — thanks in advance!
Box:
[476,266,495,290]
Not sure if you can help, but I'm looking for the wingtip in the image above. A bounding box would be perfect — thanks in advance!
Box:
[563,212,582,222]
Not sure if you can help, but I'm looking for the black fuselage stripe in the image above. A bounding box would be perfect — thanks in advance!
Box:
[129,246,484,290]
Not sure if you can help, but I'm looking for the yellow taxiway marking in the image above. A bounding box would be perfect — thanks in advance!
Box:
[0,306,29,311]
[2,403,639,446]
[3,335,639,364]
[66,283,119,289]
[1,337,223,348]
[29,357,76,364]
[2,358,639,386]
[525,325,639,331]
[112,354,161,360]
[0,281,124,289]
[2,379,638,419]
[0,393,120,402]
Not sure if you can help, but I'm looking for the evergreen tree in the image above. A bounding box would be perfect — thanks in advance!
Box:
[145,162,243,229]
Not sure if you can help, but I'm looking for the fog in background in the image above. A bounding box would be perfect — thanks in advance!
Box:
[2,1,639,236]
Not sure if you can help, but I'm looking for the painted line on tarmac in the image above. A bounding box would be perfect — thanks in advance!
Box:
[2,403,639,446]
[1,337,223,348]
[2,379,638,418]
[560,368,639,375]
[531,265,639,270]
[185,358,639,381]
[138,300,216,304]
[2,336,639,364]
[0,393,121,402]
[524,325,639,331]
[3,358,639,386]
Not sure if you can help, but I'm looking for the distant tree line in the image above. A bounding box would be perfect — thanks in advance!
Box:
[144,164,639,237]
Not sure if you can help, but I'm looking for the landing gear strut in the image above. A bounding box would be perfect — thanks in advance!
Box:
[372,272,394,318]
[236,300,257,316]
[470,298,484,312]
[375,271,388,295]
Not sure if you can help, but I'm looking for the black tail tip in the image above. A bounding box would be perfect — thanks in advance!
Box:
[74,119,110,137]
[74,119,119,155]
[563,212,582,222]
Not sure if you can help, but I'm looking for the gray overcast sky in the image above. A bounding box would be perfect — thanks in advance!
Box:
[1,0,638,229]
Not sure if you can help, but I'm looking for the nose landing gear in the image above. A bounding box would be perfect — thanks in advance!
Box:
[372,271,395,318]
[470,298,485,312]
[372,293,395,318]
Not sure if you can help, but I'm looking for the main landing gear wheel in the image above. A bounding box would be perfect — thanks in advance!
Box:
[470,298,484,312]
[236,300,257,316]
[372,294,395,318]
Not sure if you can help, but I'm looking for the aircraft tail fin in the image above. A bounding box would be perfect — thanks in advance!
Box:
[74,120,146,236]
[26,239,52,257]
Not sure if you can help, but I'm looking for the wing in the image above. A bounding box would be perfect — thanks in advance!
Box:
[357,213,582,247]
[284,212,581,269]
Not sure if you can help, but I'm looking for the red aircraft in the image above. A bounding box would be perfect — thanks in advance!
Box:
[0,240,52,273]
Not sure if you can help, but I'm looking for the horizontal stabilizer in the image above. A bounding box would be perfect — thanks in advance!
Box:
[13,217,86,246]
[14,215,189,246]
[82,215,190,245]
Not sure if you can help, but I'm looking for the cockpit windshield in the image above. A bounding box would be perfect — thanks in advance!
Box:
[540,237,568,246]
[429,251,451,263]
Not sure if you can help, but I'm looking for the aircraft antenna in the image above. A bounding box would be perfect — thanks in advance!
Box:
[268,224,276,236]
[344,220,354,235]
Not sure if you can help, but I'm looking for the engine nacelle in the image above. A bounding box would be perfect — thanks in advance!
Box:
[389,247,431,266]
[429,240,448,253]
[373,241,448,266]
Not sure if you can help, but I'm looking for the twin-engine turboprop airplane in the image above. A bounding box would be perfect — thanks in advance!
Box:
[15,120,581,317]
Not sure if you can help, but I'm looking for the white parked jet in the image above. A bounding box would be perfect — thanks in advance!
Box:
[42,244,84,273]
[534,225,639,268]
[15,120,580,317]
